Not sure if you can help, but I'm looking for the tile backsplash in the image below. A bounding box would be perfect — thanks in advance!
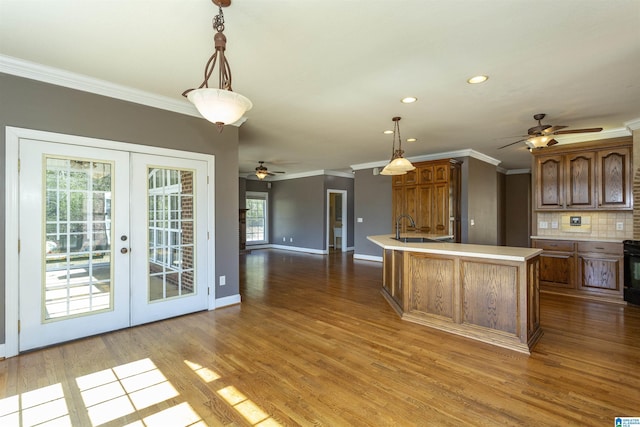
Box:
[536,211,632,240]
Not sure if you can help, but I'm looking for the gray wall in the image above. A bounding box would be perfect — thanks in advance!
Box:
[270,175,326,249]
[461,157,499,245]
[0,73,240,344]
[505,173,532,248]
[353,168,393,258]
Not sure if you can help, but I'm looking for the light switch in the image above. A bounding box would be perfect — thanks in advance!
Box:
[357,218,363,223]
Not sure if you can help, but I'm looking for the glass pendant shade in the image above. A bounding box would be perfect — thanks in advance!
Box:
[525,135,554,149]
[255,170,268,180]
[380,117,414,175]
[187,88,253,126]
[385,156,416,172]
[379,164,406,175]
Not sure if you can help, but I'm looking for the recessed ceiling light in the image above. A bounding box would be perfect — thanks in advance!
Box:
[383,130,393,134]
[401,96,418,104]
[467,75,488,84]
[407,138,417,142]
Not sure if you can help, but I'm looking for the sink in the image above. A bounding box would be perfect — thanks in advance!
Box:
[393,237,448,243]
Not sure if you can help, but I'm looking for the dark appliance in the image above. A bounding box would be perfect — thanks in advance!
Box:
[623,240,640,306]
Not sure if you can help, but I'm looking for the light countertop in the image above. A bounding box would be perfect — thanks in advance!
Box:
[368,235,542,262]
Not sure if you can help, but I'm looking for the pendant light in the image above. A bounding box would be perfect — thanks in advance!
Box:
[380,117,415,175]
[182,0,252,132]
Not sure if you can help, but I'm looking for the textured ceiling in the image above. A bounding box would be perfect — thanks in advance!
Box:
[1,0,639,177]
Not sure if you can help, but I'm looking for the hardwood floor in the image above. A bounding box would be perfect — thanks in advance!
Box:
[1,249,639,426]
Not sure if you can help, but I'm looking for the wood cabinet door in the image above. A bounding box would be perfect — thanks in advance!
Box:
[419,165,434,184]
[392,174,404,186]
[417,185,434,233]
[536,155,564,209]
[565,152,596,209]
[598,147,631,209]
[404,186,418,232]
[404,169,418,185]
[433,182,449,234]
[391,185,404,231]
[538,252,575,289]
[577,254,623,296]
[433,162,449,183]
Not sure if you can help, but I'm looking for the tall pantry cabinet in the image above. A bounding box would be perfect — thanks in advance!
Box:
[392,159,461,241]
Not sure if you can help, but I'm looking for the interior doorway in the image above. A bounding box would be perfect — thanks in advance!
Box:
[327,190,347,252]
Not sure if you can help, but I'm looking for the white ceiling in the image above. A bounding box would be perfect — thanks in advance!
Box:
[1,0,639,176]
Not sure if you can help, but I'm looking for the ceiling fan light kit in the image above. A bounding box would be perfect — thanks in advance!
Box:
[182,0,252,132]
[498,113,603,150]
[254,161,285,180]
[380,117,416,175]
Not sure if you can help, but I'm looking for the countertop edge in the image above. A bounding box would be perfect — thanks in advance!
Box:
[368,235,542,262]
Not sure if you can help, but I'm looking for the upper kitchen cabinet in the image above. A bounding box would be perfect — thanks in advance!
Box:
[392,159,461,239]
[597,147,632,209]
[532,138,632,211]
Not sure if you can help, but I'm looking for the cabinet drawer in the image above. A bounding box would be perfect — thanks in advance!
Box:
[532,240,575,252]
[577,241,622,255]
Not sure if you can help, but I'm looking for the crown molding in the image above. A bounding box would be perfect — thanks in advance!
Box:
[0,54,247,126]
[625,118,640,131]
[350,148,501,171]
[553,127,631,145]
[505,168,531,175]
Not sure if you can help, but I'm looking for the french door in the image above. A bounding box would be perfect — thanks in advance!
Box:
[18,138,209,352]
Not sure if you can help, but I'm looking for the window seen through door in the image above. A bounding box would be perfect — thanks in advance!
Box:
[246,192,268,244]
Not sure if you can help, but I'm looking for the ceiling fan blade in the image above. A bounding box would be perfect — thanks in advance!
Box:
[542,125,567,134]
[553,127,603,135]
[498,139,528,149]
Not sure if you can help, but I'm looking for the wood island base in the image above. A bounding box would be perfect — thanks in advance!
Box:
[369,235,543,355]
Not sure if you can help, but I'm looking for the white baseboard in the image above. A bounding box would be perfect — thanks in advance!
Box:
[246,244,271,250]
[215,294,241,308]
[270,244,327,255]
[353,253,383,262]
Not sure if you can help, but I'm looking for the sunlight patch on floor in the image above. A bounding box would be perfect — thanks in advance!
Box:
[184,360,221,383]
[0,383,71,426]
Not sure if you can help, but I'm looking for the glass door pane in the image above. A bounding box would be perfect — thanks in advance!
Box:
[147,168,195,301]
[19,139,130,352]
[44,158,113,319]
[130,153,208,326]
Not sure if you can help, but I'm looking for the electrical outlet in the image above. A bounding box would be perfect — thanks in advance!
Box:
[551,221,559,229]
[290,237,293,242]
[282,237,286,242]
[219,275,226,286]
[616,222,624,231]
[470,219,475,226]
[539,221,548,229]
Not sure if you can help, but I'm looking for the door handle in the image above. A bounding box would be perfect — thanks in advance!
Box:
[121,248,129,254]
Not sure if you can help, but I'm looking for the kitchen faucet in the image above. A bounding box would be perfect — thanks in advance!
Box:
[395,214,416,239]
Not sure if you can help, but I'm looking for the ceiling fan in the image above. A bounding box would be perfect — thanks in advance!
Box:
[499,113,603,150]
[252,161,285,180]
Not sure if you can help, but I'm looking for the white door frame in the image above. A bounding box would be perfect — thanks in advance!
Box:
[326,189,347,252]
[4,126,216,358]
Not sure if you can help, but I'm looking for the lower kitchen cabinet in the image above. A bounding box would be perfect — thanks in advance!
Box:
[576,241,623,298]
[532,239,623,302]
[533,240,575,289]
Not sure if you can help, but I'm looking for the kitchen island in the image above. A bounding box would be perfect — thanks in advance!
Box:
[368,235,543,354]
